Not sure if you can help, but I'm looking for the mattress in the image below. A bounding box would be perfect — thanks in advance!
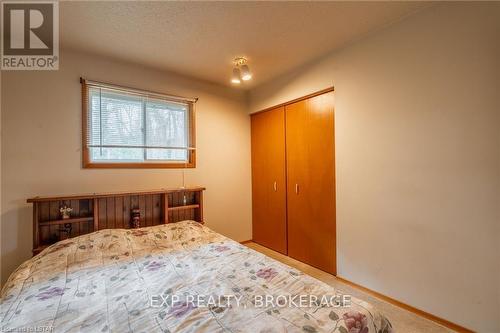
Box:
[1,221,393,332]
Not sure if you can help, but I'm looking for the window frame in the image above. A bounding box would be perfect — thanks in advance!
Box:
[81,79,196,169]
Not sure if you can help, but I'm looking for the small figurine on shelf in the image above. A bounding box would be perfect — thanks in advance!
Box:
[59,206,73,220]
[59,223,73,241]
[131,209,140,228]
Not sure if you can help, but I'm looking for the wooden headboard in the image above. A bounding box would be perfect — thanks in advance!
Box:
[27,187,205,255]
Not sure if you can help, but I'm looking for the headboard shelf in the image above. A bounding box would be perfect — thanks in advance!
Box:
[167,204,200,211]
[27,187,206,202]
[39,216,94,226]
[28,187,205,255]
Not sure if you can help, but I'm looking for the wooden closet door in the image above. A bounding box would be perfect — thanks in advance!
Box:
[286,91,336,274]
[251,107,287,254]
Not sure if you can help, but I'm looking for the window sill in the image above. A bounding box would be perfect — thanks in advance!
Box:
[82,161,195,169]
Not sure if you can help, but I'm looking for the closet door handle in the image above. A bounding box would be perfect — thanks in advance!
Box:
[273,181,277,192]
[295,183,299,194]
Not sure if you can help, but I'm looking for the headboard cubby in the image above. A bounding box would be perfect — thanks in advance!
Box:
[27,187,205,255]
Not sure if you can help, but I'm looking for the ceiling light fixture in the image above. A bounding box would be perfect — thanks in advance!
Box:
[231,67,241,84]
[240,64,252,81]
[231,57,252,84]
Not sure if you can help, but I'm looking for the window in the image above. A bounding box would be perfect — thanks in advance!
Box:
[82,79,196,168]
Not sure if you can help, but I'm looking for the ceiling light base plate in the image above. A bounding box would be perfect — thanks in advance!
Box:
[233,57,248,66]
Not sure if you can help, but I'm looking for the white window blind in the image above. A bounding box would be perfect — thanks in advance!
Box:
[86,86,191,163]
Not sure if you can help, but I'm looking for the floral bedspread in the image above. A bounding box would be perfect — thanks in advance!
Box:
[1,221,393,333]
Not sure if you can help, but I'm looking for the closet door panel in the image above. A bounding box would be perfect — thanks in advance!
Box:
[286,92,336,274]
[251,107,287,254]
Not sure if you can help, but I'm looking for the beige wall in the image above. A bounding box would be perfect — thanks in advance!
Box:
[250,3,500,332]
[1,50,252,285]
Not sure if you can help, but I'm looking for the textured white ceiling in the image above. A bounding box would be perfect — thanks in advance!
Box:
[60,1,429,89]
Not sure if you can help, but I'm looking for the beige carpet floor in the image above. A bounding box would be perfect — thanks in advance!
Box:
[244,242,454,333]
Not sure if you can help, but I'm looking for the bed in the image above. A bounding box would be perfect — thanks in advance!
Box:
[1,221,393,332]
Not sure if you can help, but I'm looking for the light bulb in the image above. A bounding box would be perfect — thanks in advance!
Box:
[231,67,241,84]
[240,64,252,81]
